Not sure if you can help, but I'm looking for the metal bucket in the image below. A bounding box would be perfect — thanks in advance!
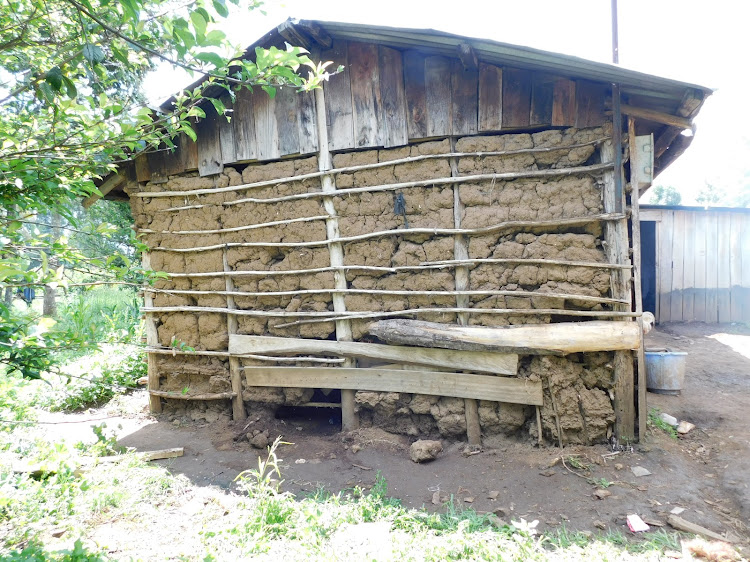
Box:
[645,350,687,395]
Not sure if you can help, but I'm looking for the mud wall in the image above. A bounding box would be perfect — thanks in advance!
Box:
[130,125,620,444]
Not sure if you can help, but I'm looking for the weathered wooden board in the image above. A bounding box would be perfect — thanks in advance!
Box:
[274,85,301,156]
[451,58,478,136]
[741,214,750,322]
[693,213,707,322]
[147,149,168,180]
[162,137,185,177]
[323,40,355,151]
[424,56,452,137]
[552,78,576,126]
[218,98,236,164]
[243,367,543,406]
[229,334,519,375]
[730,213,743,322]
[348,41,381,148]
[403,50,428,139]
[657,210,674,322]
[717,211,731,322]
[501,67,531,128]
[134,154,151,183]
[196,106,224,176]
[670,210,685,321]
[368,319,641,355]
[682,211,695,321]
[530,73,555,126]
[233,87,258,162]
[478,63,502,132]
[575,80,607,128]
[253,89,280,161]
[179,131,199,171]
[704,212,719,322]
[297,89,319,154]
[378,45,408,147]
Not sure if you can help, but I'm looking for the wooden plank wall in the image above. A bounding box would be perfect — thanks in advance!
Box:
[139,39,609,181]
[642,208,750,323]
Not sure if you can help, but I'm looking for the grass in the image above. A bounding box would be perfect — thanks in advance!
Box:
[647,408,678,439]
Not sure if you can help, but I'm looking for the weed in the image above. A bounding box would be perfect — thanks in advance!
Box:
[648,408,678,438]
[594,478,613,488]
[0,538,108,561]
[565,455,590,471]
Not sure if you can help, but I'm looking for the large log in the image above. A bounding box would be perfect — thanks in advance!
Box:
[367,319,641,355]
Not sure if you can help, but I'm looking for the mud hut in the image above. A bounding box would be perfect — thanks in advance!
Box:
[97,20,710,445]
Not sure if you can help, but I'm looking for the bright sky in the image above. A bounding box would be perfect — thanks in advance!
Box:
[144,0,750,206]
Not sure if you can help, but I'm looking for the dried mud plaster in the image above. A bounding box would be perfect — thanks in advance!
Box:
[134,127,619,443]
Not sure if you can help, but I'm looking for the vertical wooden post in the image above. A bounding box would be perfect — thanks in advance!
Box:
[142,252,162,414]
[314,86,359,431]
[628,118,648,441]
[449,137,481,446]
[601,138,635,443]
[223,248,246,421]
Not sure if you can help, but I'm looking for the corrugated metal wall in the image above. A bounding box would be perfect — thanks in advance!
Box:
[641,206,750,323]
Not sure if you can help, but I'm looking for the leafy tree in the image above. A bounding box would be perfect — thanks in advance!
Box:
[1,0,333,378]
[695,182,725,206]
[648,185,682,206]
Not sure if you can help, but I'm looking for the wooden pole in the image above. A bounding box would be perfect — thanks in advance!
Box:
[449,136,481,447]
[601,140,636,443]
[142,252,162,414]
[223,248,246,421]
[314,83,358,431]
[628,117,648,441]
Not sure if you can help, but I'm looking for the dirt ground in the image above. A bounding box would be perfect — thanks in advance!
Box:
[42,323,750,549]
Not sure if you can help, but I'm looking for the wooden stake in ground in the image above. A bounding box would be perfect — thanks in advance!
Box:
[142,252,162,414]
[223,248,246,421]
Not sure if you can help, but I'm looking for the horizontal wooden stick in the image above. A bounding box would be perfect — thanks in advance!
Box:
[151,213,625,253]
[243,366,543,406]
[300,401,342,408]
[142,286,626,306]
[229,334,519,375]
[143,305,639,322]
[145,347,230,357]
[421,258,632,270]
[224,163,614,207]
[143,346,344,363]
[149,390,236,400]
[239,355,346,364]
[138,215,329,235]
[619,105,692,129]
[135,138,609,200]
[368,319,641,355]
[274,308,639,328]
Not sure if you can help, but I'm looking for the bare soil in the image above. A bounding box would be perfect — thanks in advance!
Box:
[42,323,750,548]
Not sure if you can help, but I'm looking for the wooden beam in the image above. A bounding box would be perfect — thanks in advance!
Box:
[296,20,333,49]
[149,390,236,400]
[229,335,518,376]
[243,367,543,406]
[142,252,161,414]
[457,43,478,70]
[223,248,246,421]
[277,21,315,50]
[82,173,126,209]
[619,104,692,129]
[368,319,641,355]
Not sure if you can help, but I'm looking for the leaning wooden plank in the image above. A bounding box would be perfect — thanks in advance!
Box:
[243,367,543,406]
[367,319,641,355]
[229,334,518,376]
[667,514,737,544]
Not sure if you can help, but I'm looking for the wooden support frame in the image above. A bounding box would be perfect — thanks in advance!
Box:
[243,367,543,407]
[142,252,162,414]
[223,248,246,421]
[314,83,358,430]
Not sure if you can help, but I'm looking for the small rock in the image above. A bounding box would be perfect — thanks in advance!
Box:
[294,458,306,464]
[351,444,361,454]
[50,527,66,538]
[252,429,260,436]
[493,507,509,517]
[463,497,474,503]
[328,453,337,460]
[250,432,269,449]
[659,413,678,427]
[614,463,624,471]
[642,517,665,527]
[488,514,507,528]
[539,469,556,477]
[594,520,607,530]
[593,488,612,500]
[677,421,695,434]
[631,466,652,477]
[670,506,685,515]
[432,491,441,505]
[172,419,181,427]
[487,490,500,500]
[409,439,443,463]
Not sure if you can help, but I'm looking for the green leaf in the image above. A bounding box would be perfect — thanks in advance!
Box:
[182,123,197,142]
[204,29,226,45]
[61,76,77,99]
[209,97,226,116]
[82,43,106,64]
[213,0,229,17]
[186,106,206,119]
[194,51,225,68]
[45,67,63,91]
[261,85,277,98]
[190,11,207,37]
[37,82,56,103]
